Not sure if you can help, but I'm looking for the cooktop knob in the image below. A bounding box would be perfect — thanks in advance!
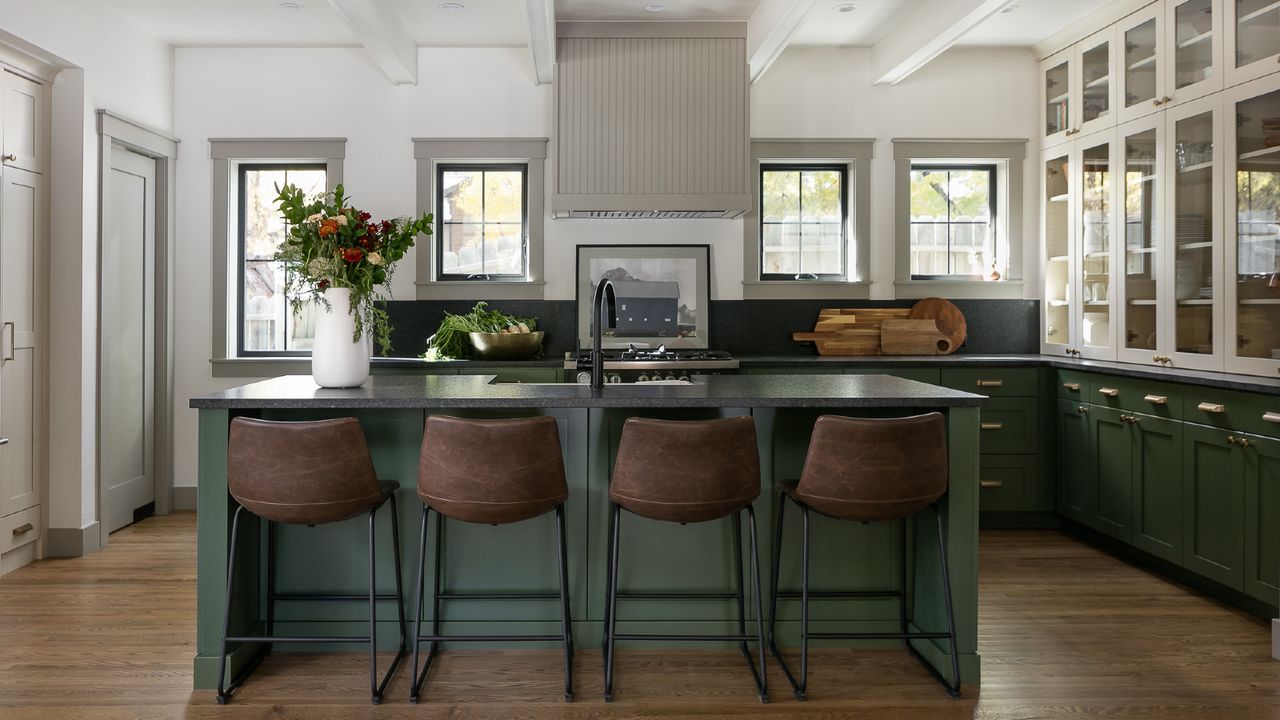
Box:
[575,371,592,384]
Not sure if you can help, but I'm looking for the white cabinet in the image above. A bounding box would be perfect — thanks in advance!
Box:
[1119,4,1167,123]
[1043,48,1076,147]
[1225,0,1280,86]
[2,70,46,175]
[1042,29,1121,146]
[1042,150,1076,354]
[1116,114,1166,365]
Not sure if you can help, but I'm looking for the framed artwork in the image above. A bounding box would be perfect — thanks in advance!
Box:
[575,244,711,350]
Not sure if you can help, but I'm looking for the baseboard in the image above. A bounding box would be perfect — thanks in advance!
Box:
[1273,619,1279,661]
[173,486,198,511]
[45,522,102,557]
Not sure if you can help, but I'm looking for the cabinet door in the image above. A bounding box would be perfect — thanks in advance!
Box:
[1166,95,1225,370]
[1092,406,1134,541]
[1132,414,1184,563]
[1244,433,1280,603]
[1166,0,1223,106]
[1225,0,1280,86]
[1,71,45,176]
[1118,4,1165,124]
[0,166,41,516]
[1182,422,1245,589]
[1043,151,1076,354]
[1076,136,1119,360]
[1224,73,1280,376]
[1117,115,1165,364]
[1042,48,1076,147]
[1078,26,1119,137]
[1057,399,1095,523]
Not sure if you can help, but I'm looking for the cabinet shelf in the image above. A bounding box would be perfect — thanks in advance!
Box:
[1239,298,1280,305]
[1128,54,1157,71]
[1176,30,1213,50]
[1048,92,1069,104]
[1239,146,1280,161]
[1048,255,1069,262]
[1179,161,1213,173]
[1127,246,1158,254]
[1239,0,1280,24]
[1128,299,1157,306]
[1177,241,1214,250]
[1178,298,1214,305]
[1049,193,1070,203]
[1048,299,1071,307]
[1084,75,1110,90]
[1084,251,1111,259]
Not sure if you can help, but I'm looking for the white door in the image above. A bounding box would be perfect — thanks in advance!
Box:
[101,146,155,533]
[0,165,41,516]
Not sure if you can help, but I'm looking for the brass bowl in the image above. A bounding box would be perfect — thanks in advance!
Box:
[468,331,545,360]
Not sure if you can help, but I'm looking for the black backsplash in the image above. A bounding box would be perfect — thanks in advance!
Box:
[383,298,1039,358]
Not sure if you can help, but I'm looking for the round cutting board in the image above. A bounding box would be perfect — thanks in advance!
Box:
[908,298,966,353]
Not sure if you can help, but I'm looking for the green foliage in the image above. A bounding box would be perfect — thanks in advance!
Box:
[273,183,433,354]
[909,169,991,219]
[761,169,841,220]
[421,302,540,360]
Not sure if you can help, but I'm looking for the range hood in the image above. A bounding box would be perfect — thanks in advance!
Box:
[550,23,751,220]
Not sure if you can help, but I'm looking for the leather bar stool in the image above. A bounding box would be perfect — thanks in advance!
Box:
[410,415,573,703]
[768,413,960,699]
[603,416,768,703]
[217,416,407,705]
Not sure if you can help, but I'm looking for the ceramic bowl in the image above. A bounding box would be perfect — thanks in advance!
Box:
[468,331,544,360]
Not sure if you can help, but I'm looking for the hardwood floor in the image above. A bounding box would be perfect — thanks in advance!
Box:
[1,514,1278,718]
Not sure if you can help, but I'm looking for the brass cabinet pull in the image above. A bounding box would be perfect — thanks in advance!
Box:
[12,523,32,535]
[976,380,1004,388]
[1239,437,1252,450]
[980,422,1004,431]
[1227,435,1238,445]
[1263,412,1280,424]
[1098,387,1120,397]
[1063,382,1081,391]
[0,437,8,446]
[1143,394,1168,405]
[979,479,1004,488]
[1076,406,1088,414]
[1197,402,1225,414]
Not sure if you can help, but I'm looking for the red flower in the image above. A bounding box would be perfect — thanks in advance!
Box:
[366,223,379,236]
[357,236,372,249]
[380,220,393,234]
[342,247,364,263]
[318,279,330,291]
[358,211,372,222]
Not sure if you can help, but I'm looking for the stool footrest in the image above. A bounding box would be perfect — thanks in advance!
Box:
[613,633,759,642]
[774,590,901,599]
[616,590,740,600]
[269,593,402,602]
[437,592,560,600]
[414,634,564,643]
[225,634,377,644]
[806,631,952,641]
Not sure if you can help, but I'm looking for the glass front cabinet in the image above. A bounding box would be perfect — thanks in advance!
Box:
[1225,0,1280,86]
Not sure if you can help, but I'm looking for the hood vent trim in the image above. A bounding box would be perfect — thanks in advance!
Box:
[559,209,737,220]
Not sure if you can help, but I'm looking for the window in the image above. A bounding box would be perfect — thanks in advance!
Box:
[908,164,997,278]
[436,164,527,279]
[237,164,327,355]
[759,165,847,280]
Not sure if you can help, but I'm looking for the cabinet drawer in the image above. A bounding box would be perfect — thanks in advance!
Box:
[1057,370,1089,400]
[1181,388,1279,436]
[1087,375,1182,420]
[979,455,1039,512]
[843,367,941,384]
[978,398,1039,454]
[940,368,1038,397]
[0,506,40,555]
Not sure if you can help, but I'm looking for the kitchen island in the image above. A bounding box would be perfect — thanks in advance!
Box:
[190,373,986,691]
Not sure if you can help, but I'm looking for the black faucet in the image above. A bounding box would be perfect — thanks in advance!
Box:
[587,278,616,390]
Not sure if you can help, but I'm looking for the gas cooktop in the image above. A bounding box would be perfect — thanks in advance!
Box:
[564,345,739,371]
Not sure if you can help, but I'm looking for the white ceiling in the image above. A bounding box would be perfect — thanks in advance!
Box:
[95,0,1115,49]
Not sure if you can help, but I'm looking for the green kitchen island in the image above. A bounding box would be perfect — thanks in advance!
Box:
[190,373,986,691]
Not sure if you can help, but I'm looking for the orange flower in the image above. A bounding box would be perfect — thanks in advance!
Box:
[318,219,339,237]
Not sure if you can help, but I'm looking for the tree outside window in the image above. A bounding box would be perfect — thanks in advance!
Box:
[437,165,527,279]
[760,165,846,279]
[909,165,996,278]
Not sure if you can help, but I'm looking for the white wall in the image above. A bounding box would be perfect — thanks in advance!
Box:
[0,1,173,535]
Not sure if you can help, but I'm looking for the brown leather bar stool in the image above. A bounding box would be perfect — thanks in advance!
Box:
[410,415,573,703]
[603,416,768,703]
[768,413,960,699]
[216,417,407,705]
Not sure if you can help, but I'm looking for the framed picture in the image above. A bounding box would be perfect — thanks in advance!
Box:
[575,244,711,350]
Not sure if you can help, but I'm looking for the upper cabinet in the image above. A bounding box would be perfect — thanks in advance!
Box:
[1119,4,1166,123]
[1,70,46,176]
[1166,0,1225,104]
[1043,49,1075,146]
[1225,0,1280,86]
[1081,27,1121,137]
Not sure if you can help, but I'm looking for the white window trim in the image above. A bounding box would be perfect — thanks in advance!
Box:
[413,138,548,300]
[743,139,873,300]
[892,138,1027,300]
[209,138,345,365]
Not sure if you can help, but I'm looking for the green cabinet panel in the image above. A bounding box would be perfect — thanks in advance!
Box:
[977,397,1038,454]
[1182,423,1245,590]
[1085,376,1183,420]
[978,455,1039,511]
[1132,414,1183,564]
[843,367,941,384]
[457,367,562,384]
[940,368,1038,397]
[1057,399,1095,524]
[1182,387,1280,439]
[1057,370,1089,400]
[1091,407,1133,543]
[1245,434,1280,605]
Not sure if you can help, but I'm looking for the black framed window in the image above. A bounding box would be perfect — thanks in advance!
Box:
[908,164,997,278]
[759,165,847,280]
[437,164,528,280]
[237,163,326,356]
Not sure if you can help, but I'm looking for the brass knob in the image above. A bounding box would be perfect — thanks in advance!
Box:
[1239,437,1252,449]
[1077,406,1088,414]
[1227,435,1238,445]
[1,153,15,162]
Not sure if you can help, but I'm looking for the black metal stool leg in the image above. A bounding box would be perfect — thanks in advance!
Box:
[935,504,961,698]
[216,505,246,705]
[555,504,574,702]
[389,494,408,652]
[745,505,769,703]
[266,520,276,657]
[732,510,749,661]
[409,505,430,703]
[603,503,621,702]
[798,503,811,699]
[899,517,909,641]
[601,501,616,652]
[367,508,381,704]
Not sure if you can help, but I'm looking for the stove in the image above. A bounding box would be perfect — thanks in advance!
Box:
[564,344,739,383]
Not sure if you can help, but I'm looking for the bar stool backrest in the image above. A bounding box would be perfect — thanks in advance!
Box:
[418,415,568,524]
[796,413,948,522]
[228,416,384,525]
[610,416,760,523]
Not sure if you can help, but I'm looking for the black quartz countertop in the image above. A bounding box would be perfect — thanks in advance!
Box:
[190,373,987,410]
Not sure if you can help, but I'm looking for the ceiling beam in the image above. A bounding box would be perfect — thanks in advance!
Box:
[871,0,1015,85]
[523,0,556,85]
[326,0,418,85]
[746,0,818,84]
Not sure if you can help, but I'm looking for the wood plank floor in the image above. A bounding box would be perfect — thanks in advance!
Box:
[1,513,1279,718]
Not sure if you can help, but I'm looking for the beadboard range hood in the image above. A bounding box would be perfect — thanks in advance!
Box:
[551,23,751,219]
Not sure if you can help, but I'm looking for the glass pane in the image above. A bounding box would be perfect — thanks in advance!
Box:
[1123,129,1159,350]
[1082,143,1112,348]
[289,168,326,198]
[1173,0,1214,89]
[1235,88,1280,360]
[1045,155,1072,347]
[949,223,990,277]
[1174,111,1215,355]
[441,169,482,222]
[243,260,284,352]
[483,223,524,275]
[800,223,842,275]
[243,168,287,260]
[286,298,317,352]
[1046,61,1070,135]
[762,223,799,275]
[1082,40,1111,124]
[483,170,524,224]
[1236,0,1280,68]
[1124,18,1158,109]
[762,170,800,220]
[801,169,841,219]
[439,222,482,275]
[948,170,992,222]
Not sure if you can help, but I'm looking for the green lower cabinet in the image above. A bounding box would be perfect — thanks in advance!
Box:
[978,455,1039,511]
[1131,414,1183,564]
[977,398,1039,454]
[1091,407,1133,543]
[1244,434,1280,605]
[1182,423,1245,591]
[1057,399,1095,524]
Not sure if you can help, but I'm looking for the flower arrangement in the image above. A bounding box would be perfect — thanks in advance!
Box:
[273,183,432,354]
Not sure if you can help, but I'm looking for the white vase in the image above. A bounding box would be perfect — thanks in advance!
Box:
[311,287,371,388]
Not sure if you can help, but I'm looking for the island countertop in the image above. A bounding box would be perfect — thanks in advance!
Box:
[190,372,988,410]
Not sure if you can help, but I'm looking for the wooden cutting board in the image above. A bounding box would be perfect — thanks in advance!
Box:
[880,319,953,355]
[907,298,966,353]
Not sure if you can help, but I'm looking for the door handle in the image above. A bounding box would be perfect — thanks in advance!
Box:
[2,322,12,362]
[1098,387,1120,397]
[1197,402,1225,414]
[979,479,1003,488]
[1076,406,1089,414]
[1143,394,1168,405]
[976,380,1004,388]
[0,437,8,446]
[980,422,1004,431]
[1264,412,1280,424]
[12,523,32,536]
[1062,382,1081,391]
[2,153,15,163]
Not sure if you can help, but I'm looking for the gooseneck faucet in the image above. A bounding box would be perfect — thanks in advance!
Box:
[589,278,617,390]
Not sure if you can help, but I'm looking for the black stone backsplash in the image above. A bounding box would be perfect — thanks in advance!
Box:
[383,298,1039,358]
